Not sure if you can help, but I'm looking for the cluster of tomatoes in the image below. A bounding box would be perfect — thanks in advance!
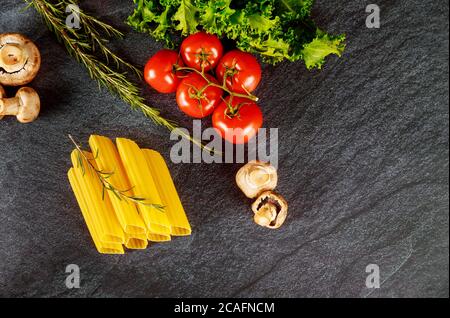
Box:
[144,32,263,144]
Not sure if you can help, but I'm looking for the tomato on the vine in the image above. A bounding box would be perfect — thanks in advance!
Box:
[212,96,263,144]
[180,32,223,72]
[144,49,183,93]
[176,73,223,118]
[216,50,262,94]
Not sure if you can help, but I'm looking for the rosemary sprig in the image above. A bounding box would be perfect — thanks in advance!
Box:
[26,0,213,153]
[69,134,165,212]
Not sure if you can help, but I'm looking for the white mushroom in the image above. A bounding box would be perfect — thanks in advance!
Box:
[252,191,288,229]
[0,33,41,86]
[236,160,278,198]
[0,87,40,123]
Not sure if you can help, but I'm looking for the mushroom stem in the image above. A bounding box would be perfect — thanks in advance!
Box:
[0,44,24,66]
[248,166,271,187]
[0,96,20,116]
[251,191,288,229]
[0,87,40,123]
[254,203,277,227]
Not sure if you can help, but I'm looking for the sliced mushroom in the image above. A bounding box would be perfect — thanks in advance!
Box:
[0,33,41,86]
[236,160,278,198]
[252,191,288,229]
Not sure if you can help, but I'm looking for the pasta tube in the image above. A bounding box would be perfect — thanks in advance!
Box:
[124,232,148,250]
[68,168,124,254]
[116,138,171,240]
[146,231,172,242]
[70,150,125,245]
[89,135,146,236]
[142,149,191,236]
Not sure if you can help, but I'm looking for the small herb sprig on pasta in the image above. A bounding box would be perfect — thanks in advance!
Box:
[69,134,165,212]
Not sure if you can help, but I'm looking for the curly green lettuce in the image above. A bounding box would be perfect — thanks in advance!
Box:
[127,0,346,69]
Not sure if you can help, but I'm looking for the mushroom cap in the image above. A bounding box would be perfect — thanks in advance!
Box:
[252,191,288,229]
[236,160,278,199]
[16,87,40,123]
[0,33,41,86]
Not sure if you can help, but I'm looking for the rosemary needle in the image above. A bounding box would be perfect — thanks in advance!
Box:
[27,0,213,153]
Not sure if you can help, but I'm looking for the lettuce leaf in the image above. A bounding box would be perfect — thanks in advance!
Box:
[172,0,199,35]
[127,0,346,69]
[198,0,236,35]
[283,0,313,18]
[301,30,346,69]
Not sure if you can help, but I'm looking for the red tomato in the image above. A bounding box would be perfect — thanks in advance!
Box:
[216,50,262,94]
[144,49,183,93]
[180,32,224,72]
[212,96,263,144]
[176,73,223,118]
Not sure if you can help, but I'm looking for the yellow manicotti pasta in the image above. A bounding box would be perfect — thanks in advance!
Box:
[68,168,124,254]
[142,149,192,236]
[70,150,125,245]
[116,138,171,242]
[124,232,148,250]
[89,135,146,236]
[67,135,193,254]
[146,231,172,242]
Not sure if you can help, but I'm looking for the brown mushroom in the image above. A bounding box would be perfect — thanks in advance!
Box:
[0,33,41,86]
[236,160,278,198]
[252,191,288,229]
[0,87,40,123]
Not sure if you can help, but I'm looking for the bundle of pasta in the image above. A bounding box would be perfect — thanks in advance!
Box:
[67,135,191,254]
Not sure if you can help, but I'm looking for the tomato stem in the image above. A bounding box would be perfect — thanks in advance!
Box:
[175,66,259,102]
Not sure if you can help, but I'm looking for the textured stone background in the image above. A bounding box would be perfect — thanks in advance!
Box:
[0,0,448,298]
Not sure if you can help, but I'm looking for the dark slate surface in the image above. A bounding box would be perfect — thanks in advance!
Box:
[0,0,448,298]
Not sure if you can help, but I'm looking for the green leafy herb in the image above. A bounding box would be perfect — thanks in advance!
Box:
[127,0,346,68]
[301,31,346,69]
